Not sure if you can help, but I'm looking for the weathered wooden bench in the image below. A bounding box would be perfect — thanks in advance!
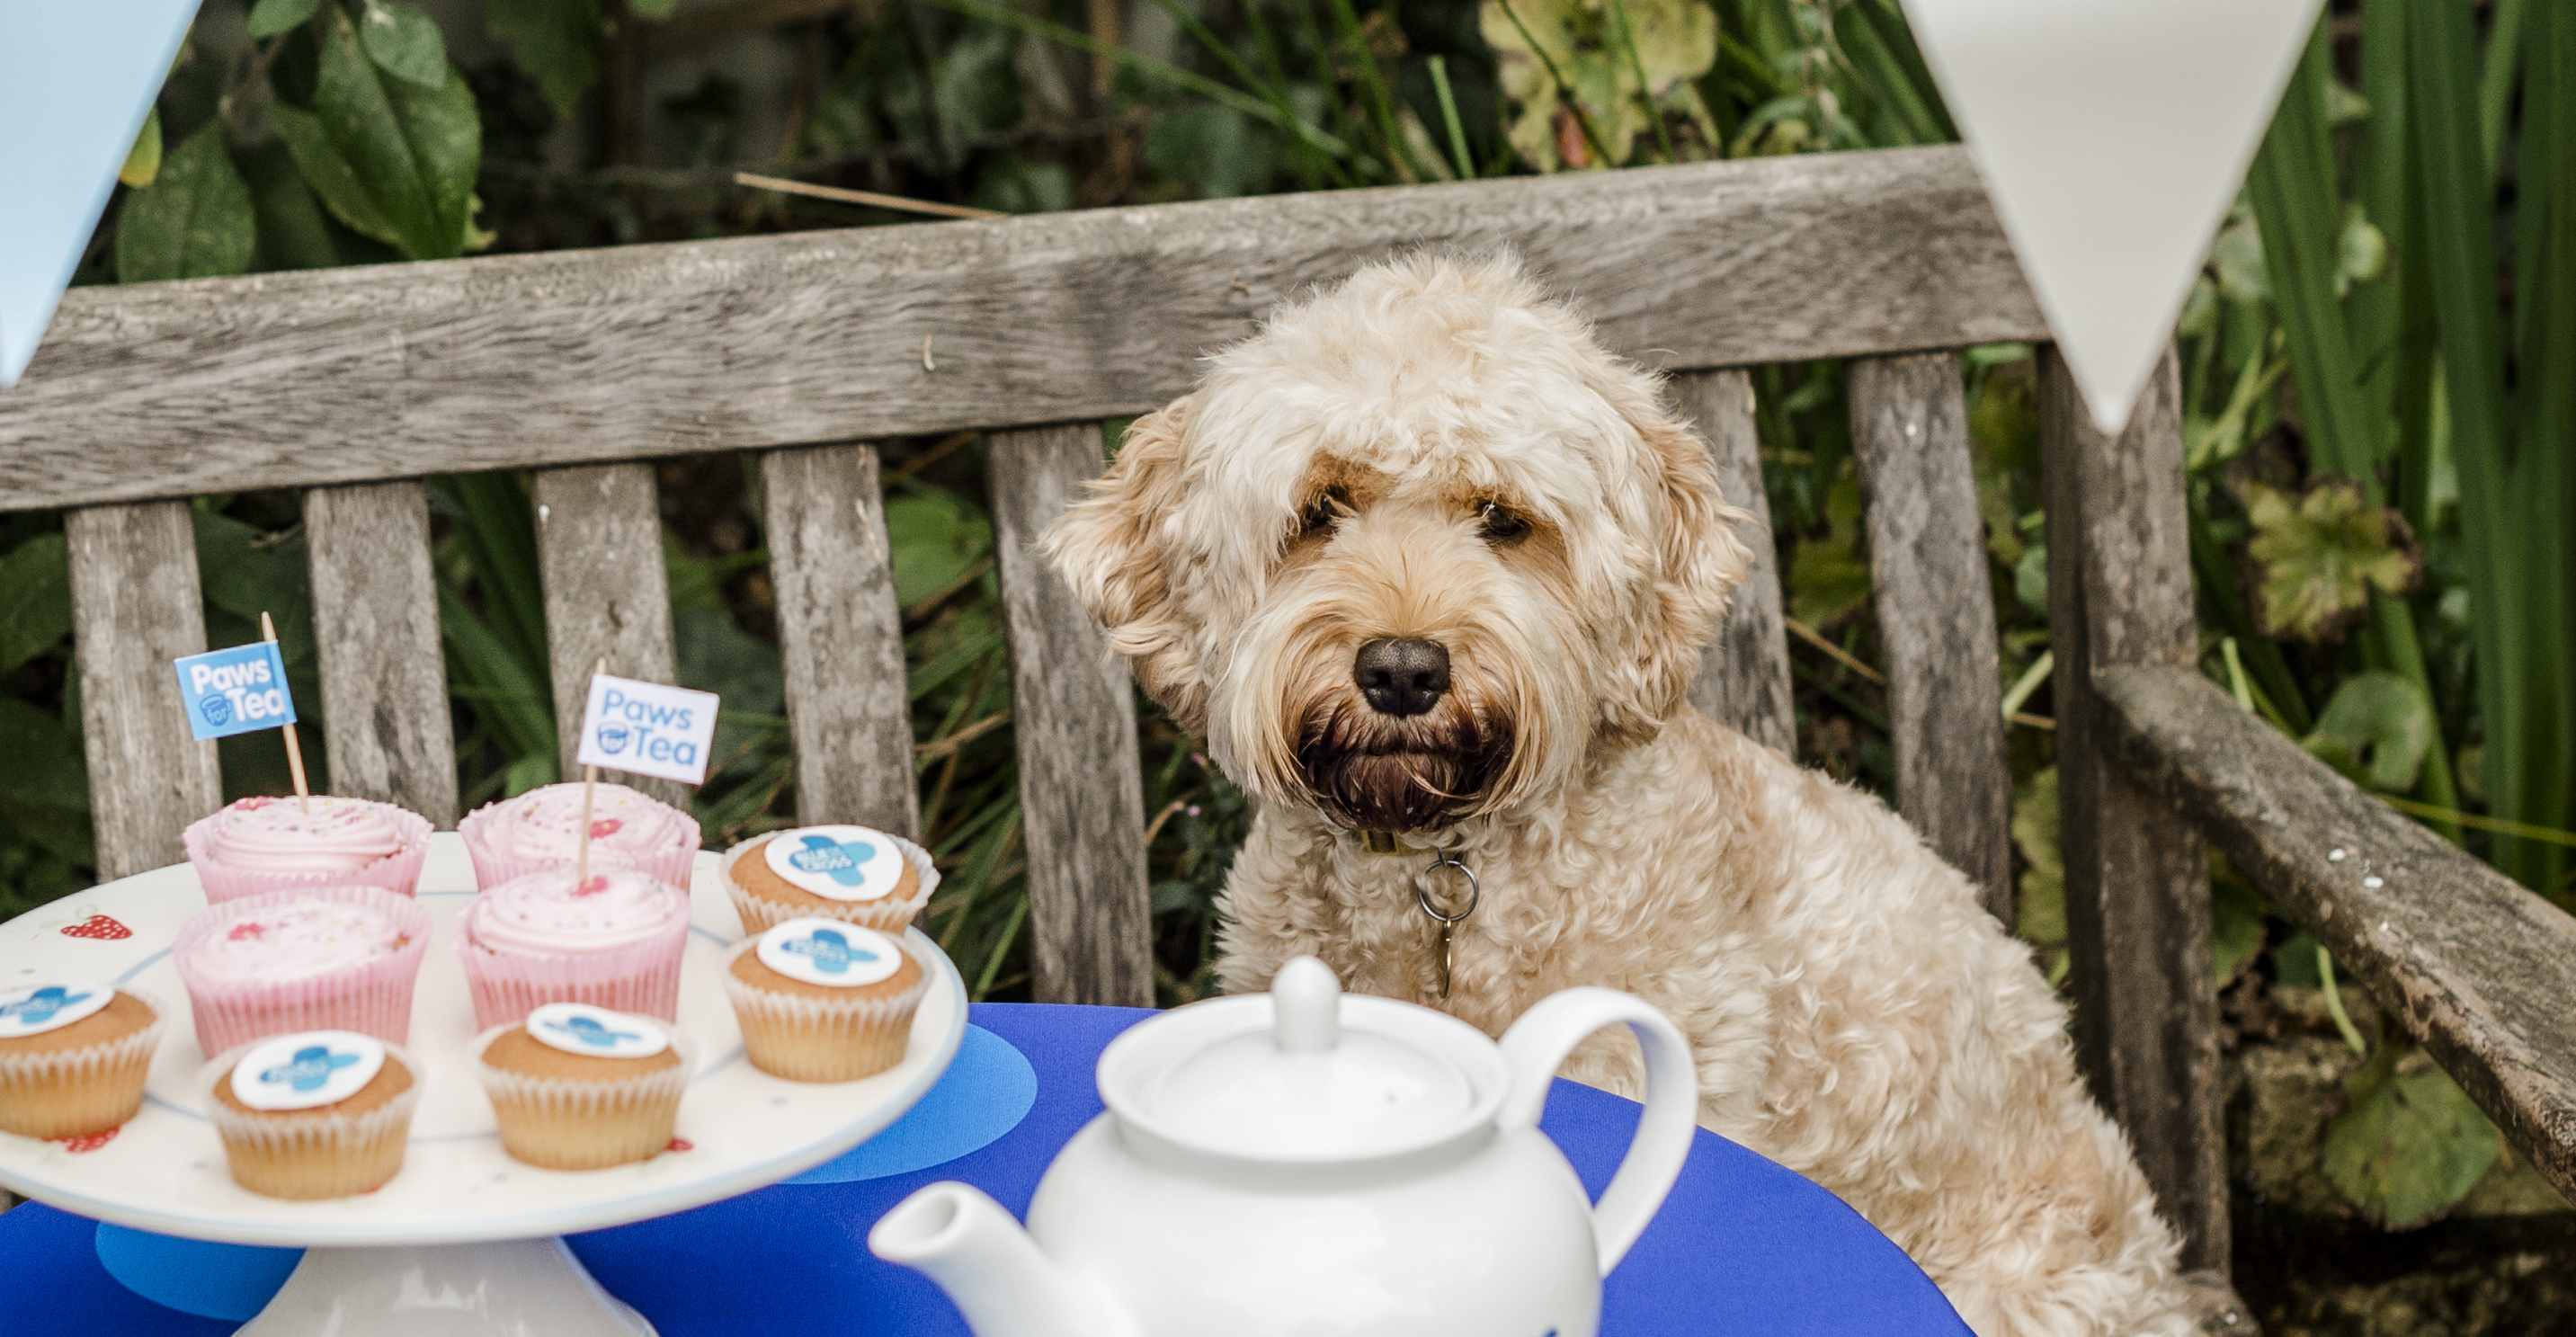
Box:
[6,146,2568,1324]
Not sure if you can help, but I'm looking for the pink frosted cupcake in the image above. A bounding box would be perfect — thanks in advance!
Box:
[174,887,432,1056]
[454,867,692,1029]
[185,796,433,903]
[458,782,701,890]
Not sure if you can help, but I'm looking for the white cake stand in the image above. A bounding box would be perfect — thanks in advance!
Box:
[0,833,968,1336]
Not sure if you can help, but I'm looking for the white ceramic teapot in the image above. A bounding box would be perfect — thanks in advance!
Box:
[869,956,1698,1337]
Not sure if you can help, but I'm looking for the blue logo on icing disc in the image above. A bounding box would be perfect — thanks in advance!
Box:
[757,918,904,988]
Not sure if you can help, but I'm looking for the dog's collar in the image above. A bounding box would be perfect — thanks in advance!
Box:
[1359,830,1413,856]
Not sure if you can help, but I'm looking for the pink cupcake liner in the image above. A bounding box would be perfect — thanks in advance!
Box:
[454,899,692,1031]
[174,886,433,1056]
[718,832,940,937]
[185,805,435,904]
[457,801,702,892]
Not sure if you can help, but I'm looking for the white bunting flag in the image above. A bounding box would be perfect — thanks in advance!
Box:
[575,673,721,787]
[1899,0,2322,432]
[0,0,201,388]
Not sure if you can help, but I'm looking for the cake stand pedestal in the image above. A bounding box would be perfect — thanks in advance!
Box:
[0,835,968,1336]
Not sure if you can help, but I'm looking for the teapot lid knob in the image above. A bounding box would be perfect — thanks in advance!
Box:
[1271,956,1341,1055]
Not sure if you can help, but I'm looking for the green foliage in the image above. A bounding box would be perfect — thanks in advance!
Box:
[356,1,450,90]
[247,0,321,40]
[485,0,604,120]
[1481,0,1716,169]
[2322,1039,2500,1231]
[120,108,164,189]
[2240,479,2420,643]
[114,125,257,282]
[2304,672,2435,794]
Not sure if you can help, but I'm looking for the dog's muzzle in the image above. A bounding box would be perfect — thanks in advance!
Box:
[1296,710,1511,833]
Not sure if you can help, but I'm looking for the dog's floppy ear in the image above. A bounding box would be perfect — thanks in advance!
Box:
[1039,397,1208,732]
[1603,389,1755,739]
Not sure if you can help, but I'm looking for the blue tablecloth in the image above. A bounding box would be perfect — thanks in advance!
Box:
[0,1003,1967,1334]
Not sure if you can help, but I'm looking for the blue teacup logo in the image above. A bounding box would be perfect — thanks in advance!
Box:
[543,1013,644,1049]
[787,834,876,888]
[595,722,631,755]
[260,1044,361,1093]
[779,928,878,975]
[199,695,233,727]
[0,985,91,1029]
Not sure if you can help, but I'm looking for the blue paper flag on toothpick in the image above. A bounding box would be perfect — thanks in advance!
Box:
[0,0,203,388]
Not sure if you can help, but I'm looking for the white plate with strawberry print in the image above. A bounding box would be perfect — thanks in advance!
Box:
[0,833,967,1249]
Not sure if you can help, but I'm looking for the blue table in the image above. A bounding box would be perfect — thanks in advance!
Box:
[0,1003,1966,1334]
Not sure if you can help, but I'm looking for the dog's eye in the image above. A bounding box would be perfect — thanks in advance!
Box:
[1300,488,1349,538]
[1476,501,1530,544]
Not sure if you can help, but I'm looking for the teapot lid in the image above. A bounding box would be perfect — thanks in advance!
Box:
[1096,958,1502,1164]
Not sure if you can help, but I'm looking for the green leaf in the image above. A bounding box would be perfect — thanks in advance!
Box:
[2304,671,2436,792]
[268,102,399,245]
[359,1,448,87]
[242,138,354,271]
[2011,765,2063,952]
[120,107,163,188]
[2209,211,2271,306]
[2242,478,2421,641]
[885,490,994,608]
[0,534,72,679]
[0,699,91,816]
[1787,477,1869,628]
[247,0,320,40]
[2322,1042,2500,1229]
[192,512,316,667]
[485,0,603,120]
[306,9,480,259]
[2210,866,2267,989]
[113,124,257,282]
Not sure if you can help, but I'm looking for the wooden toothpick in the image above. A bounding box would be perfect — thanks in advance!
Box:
[575,656,605,887]
[261,611,310,815]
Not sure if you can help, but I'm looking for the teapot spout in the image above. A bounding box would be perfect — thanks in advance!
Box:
[870,1182,1132,1337]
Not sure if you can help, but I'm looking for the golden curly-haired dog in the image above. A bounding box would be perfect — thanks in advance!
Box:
[1043,254,2194,1337]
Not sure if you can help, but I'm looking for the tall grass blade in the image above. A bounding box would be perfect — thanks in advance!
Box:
[1427,55,1477,179]
[2249,19,2461,831]
[2409,0,2562,890]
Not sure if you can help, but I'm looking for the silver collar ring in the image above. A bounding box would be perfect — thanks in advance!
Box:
[1416,851,1480,925]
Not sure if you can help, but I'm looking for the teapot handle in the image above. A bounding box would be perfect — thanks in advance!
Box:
[1496,988,1698,1277]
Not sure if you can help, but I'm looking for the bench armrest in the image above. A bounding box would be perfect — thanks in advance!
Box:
[2093,663,2576,1199]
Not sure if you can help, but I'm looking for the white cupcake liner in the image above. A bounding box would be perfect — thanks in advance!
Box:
[454,903,691,1031]
[458,798,702,891]
[185,805,436,904]
[717,937,928,1083]
[0,988,167,1140]
[468,1024,698,1170]
[174,887,433,1056]
[718,831,939,937]
[202,1040,423,1200]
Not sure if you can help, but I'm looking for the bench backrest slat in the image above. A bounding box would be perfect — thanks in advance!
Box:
[305,480,458,827]
[0,149,2040,513]
[533,463,691,812]
[987,424,1156,1007]
[2037,346,2226,1270]
[762,442,920,837]
[65,500,223,878]
[1850,353,2014,921]
[1677,369,1796,754]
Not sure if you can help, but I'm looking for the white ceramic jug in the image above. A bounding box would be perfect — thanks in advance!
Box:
[869,956,1698,1337]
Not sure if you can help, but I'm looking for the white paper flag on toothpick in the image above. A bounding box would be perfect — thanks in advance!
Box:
[1899,0,2322,432]
[0,0,201,388]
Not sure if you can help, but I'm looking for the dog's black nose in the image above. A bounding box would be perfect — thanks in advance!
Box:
[1354,637,1450,718]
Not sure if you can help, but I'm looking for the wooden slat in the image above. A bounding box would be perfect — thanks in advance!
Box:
[66,502,221,877]
[761,442,918,837]
[985,423,1154,1007]
[532,463,691,812]
[1850,352,2012,922]
[2097,663,2576,1202]
[304,481,459,826]
[2039,346,2228,1270]
[0,147,2044,512]
[1677,369,1794,752]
